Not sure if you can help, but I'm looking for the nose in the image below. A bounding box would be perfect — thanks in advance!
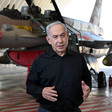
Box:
[58,36,63,42]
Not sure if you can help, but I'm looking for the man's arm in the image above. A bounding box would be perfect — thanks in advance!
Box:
[26,58,44,101]
[81,81,90,101]
[82,55,92,90]
[81,55,92,101]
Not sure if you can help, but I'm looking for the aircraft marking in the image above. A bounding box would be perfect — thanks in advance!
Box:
[78,34,89,40]
[36,22,45,31]
[17,25,32,31]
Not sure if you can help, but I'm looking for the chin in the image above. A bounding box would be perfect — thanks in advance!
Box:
[58,49,65,52]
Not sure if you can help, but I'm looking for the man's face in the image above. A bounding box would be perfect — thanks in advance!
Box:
[46,24,69,56]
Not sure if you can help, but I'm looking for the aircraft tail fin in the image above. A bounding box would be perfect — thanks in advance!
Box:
[89,0,102,26]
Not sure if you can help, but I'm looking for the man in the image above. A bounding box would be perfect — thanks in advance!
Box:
[26,21,91,112]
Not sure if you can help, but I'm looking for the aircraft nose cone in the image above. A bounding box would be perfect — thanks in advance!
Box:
[103,59,107,65]
[102,54,112,66]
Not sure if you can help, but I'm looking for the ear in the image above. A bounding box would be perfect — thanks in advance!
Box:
[46,36,51,45]
[67,31,69,39]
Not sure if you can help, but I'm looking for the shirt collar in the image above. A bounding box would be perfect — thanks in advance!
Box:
[47,46,73,57]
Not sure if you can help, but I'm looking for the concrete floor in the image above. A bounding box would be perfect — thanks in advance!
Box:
[0,64,112,112]
[0,64,27,91]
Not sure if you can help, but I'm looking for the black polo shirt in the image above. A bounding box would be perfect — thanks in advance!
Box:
[26,47,91,111]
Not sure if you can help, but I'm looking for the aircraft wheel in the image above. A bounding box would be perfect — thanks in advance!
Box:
[98,71,107,88]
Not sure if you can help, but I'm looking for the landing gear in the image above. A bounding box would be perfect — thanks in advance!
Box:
[98,71,107,88]
[90,68,98,81]
[90,68,107,88]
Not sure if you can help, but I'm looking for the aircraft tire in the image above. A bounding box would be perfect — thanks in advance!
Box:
[98,71,107,88]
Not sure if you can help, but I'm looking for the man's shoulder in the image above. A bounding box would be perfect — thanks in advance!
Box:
[32,52,48,68]
[68,50,82,56]
[35,52,47,61]
[68,50,85,61]
[34,50,52,64]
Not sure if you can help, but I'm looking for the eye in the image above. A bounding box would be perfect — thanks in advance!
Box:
[52,35,58,39]
[60,33,66,38]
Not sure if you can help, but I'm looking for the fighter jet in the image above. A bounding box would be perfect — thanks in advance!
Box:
[0,0,78,66]
[63,0,112,68]
[0,0,111,87]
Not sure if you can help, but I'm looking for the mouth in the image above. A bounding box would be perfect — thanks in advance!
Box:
[57,45,64,49]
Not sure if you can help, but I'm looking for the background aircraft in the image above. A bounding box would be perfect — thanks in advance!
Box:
[0,0,111,87]
[63,0,112,72]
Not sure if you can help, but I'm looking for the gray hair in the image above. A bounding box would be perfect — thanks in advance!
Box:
[46,21,67,37]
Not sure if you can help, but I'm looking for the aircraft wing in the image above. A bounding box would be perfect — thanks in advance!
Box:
[79,40,112,49]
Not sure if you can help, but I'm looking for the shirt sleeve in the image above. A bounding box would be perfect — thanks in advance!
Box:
[26,57,44,101]
[81,56,92,90]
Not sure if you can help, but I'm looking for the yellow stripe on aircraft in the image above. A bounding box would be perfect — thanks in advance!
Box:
[17,25,32,31]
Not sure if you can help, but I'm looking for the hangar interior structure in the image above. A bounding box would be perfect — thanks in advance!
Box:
[0,0,72,13]
[0,0,112,112]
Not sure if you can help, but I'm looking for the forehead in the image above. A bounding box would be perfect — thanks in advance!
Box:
[49,24,66,35]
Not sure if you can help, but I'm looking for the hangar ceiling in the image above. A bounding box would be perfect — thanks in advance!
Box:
[0,0,27,11]
[0,0,72,14]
